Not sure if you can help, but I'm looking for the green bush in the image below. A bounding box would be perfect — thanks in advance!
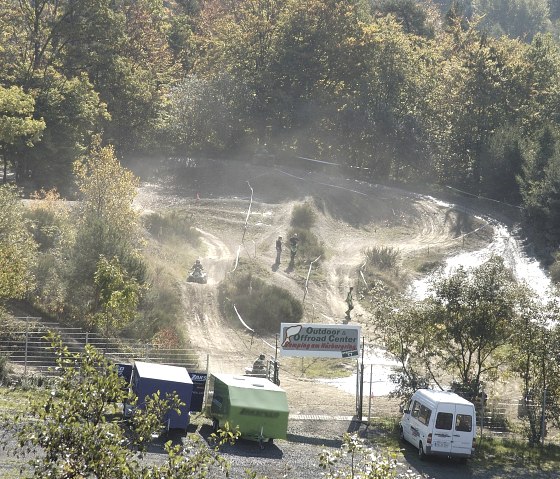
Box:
[364,246,400,270]
[143,211,200,245]
[218,273,303,333]
[0,355,11,385]
[550,251,560,283]
[124,266,183,343]
[288,228,326,265]
[290,203,317,229]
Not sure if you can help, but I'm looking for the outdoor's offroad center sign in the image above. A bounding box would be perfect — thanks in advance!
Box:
[280,323,361,358]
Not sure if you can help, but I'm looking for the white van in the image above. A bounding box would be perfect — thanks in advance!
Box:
[400,389,476,461]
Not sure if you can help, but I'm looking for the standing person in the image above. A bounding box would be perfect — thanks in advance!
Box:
[345,286,354,319]
[275,236,282,264]
[289,233,299,265]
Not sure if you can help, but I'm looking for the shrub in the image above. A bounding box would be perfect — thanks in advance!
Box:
[143,211,200,245]
[218,273,303,333]
[290,203,317,229]
[124,266,183,343]
[364,246,400,270]
[287,228,326,265]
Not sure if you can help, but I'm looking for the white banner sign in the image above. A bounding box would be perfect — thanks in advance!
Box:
[280,323,361,358]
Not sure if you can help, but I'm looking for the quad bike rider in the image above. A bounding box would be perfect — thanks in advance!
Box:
[245,354,268,378]
[187,259,208,284]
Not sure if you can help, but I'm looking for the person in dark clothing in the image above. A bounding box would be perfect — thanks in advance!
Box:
[192,259,203,273]
[252,354,267,374]
[275,236,282,264]
[289,233,299,265]
[345,286,354,319]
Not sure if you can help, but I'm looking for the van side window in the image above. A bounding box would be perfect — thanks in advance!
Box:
[456,414,472,432]
[418,404,432,426]
[435,412,453,430]
[411,400,421,419]
[411,401,432,425]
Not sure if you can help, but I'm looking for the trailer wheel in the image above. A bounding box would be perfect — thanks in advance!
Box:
[258,438,265,450]
[212,418,219,433]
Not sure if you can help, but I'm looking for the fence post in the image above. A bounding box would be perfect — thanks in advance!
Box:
[541,388,547,446]
[367,364,373,423]
[24,316,29,377]
[480,385,485,441]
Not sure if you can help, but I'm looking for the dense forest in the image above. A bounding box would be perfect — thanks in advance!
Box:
[1,0,560,252]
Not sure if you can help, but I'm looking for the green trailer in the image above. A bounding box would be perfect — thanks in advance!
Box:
[205,373,289,448]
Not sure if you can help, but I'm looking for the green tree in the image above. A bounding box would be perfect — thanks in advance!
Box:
[73,138,140,253]
[511,298,560,446]
[518,124,560,248]
[164,73,250,154]
[196,0,288,147]
[432,24,528,190]
[522,34,560,132]
[26,188,74,316]
[375,301,438,400]
[474,0,551,41]
[93,255,141,337]
[371,0,437,37]
[0,85,45,183]
[26,72,109,188]
[267,0,366,158]
[54,0,176,153]
[0,184,37,301]
[427,257,522,396]
[378,258,526,401]
[352,16,437,179]
[70,138,143,323]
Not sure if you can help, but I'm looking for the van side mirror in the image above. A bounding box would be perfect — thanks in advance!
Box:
[402,409,410,414]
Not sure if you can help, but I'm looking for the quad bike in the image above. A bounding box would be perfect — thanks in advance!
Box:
[187,269,208,284]
[244,360,280,385]
[244,365,268,379]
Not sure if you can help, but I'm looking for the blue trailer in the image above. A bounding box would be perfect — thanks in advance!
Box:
[130,361,194,431]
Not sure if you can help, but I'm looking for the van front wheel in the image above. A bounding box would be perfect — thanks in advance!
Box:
[399,427,405,442]
[418,442,426,461]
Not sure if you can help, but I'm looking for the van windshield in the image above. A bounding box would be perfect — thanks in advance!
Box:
[435,412,453,430]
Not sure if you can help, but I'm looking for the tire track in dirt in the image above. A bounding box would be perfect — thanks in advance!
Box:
[182,228,256,374]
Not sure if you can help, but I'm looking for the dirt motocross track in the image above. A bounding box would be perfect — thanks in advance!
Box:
[132,157,493,419]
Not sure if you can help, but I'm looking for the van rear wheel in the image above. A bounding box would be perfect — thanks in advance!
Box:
[418,442,426,461]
